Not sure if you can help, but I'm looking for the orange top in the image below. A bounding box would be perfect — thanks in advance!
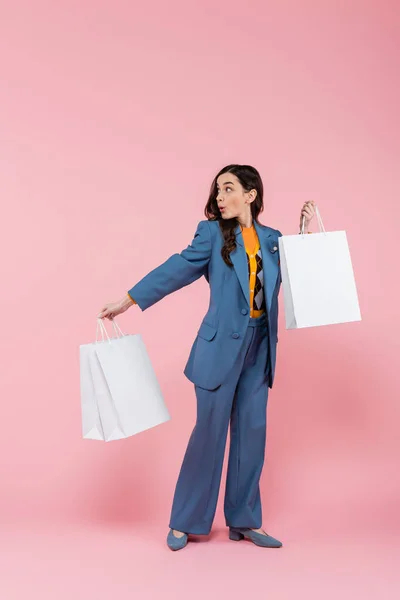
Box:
[241,224,264,318]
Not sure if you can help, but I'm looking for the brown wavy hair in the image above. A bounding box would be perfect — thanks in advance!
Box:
[204,164,264,267]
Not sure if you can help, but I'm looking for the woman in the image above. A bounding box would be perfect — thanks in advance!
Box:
[99,164,315,551]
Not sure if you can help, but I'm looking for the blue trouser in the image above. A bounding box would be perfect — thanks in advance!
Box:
[169,312,271,535]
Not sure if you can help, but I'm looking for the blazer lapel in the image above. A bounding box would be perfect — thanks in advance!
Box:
[231,221,279,315]
[230,224,250,307]
[254,220,279,314]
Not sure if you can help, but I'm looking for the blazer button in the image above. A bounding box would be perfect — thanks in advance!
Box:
[241,308,248,315]
[232,332,240,339]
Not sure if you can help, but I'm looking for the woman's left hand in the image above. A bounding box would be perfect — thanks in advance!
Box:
[299,201,316,232]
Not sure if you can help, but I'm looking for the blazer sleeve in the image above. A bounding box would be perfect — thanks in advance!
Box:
[127,220,212,311]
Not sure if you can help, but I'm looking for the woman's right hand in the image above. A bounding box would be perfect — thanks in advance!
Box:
[299,200,316,232]
[98,294,134,321]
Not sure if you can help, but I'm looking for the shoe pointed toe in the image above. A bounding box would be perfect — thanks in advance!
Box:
[260,533,282,548]
[167,529,188,551]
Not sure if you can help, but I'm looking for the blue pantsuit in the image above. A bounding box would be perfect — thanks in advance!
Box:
[169,313,270,534]
[128,219,283,534]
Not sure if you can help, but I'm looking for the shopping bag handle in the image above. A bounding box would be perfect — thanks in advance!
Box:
[300,204,327,236]
[110,318,125,337]
[96,318,125,344]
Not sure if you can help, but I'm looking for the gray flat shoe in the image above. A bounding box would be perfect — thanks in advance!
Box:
[167,528,188,551]
[229,527,282,548]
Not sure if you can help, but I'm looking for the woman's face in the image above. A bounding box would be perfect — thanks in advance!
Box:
[216,173,255,220]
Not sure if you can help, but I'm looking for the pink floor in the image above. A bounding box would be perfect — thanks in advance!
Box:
[1,519,398,599]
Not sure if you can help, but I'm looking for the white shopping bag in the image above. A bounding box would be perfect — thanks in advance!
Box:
[278,205,362,329]
[79,319,170,441]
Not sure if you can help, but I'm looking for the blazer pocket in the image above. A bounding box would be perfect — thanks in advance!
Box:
[197,321,217,341]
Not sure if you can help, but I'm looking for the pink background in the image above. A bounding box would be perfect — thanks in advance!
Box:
[1,0,399,597]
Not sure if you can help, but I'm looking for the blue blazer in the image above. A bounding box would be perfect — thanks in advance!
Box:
[128,219,283,391]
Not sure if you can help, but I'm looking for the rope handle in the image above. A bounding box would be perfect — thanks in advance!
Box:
[96,318,126,344]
